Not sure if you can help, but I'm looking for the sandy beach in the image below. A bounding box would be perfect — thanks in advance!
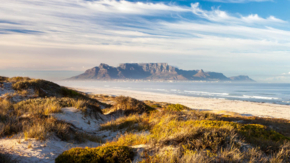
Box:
[79,87,290,120]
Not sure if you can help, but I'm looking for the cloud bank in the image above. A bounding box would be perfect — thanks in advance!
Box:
[0,0,289,81]
[203,0,272,3]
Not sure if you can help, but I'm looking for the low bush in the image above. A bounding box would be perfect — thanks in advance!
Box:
[106,132,150,146]
[220,115,290,137]
[150,119,290,156]
[165,104,189,112]
[100,114,150,132]
[150,104,160,108]
[107,96,154,116]
[150,120,232,152]
[0,97,102,141]
[55,145,134,163]
[12,79,58,97]
[141,141,290,163]
[14,97,102,117]
[7,76,30,83]
[14,97,63,115]
[153,119,289,142]
[60,87,82,98]
[0,117,22,137]
[23,117,71,141]
[9,77,85,98]
[73,132,104,143]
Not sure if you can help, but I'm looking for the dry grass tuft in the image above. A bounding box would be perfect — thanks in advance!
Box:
[106,96,155,116]
[106,132,151,146]
[165,104,190,112]
[100,107,290,163]
[55,145,135,163]
[0,96,103,141]
[4,76,94,100]
[2,77,290,163]
[220,114,290,137]
[23,117,71,141]
[100,113,150,132]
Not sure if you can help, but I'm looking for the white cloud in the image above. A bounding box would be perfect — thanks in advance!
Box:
[83,1,285,25]
[282,72,290,75]
[0,0,290,82]
[241,15,285,24]
[160,21,290,42]
[191,2,285,24]
[0,0,287,45]
[204,0,272,3]
[265,72,290,82]
[83,0,190,15]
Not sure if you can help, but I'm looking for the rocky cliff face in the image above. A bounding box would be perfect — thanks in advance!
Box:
[69,63,254,81]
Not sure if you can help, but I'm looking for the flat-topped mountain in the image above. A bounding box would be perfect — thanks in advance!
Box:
[69,63,254,82]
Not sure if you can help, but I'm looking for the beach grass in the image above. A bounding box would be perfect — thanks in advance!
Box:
[1,76,290,163]
[97,100,290,163]
[55,145,134,163]
[0,77,104,142]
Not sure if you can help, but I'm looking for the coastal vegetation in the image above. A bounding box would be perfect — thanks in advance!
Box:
[0,77,103,143]
[90,95,290,162]
[0,76,289,162]
[55,145,134,163]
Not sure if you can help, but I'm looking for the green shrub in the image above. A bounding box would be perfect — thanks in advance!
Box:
[55,145,134,163]
[23,117,71,141]
[8,76,31,82]
[0,97,102,141]
[0,118,22,137]
[12,79,54,90]
[10,78,83,98]
[150,104,160,108]
[100,114,150,132]
[187,120,290,153]
[108,96,153,116]
[14,97,102,116]
[150,119,290,154]
[60,87,81,98]
[191,120,290,142]
[166,104,189,112]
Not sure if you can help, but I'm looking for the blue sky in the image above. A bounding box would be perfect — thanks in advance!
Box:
[0,0,290,82]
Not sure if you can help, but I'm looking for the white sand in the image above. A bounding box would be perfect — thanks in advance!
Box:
[0,83,14,97]
[0,107,105,163]
[52,107,105,133]
[81,87,290,120]
[0,137,100,163]
[0,82,36,102]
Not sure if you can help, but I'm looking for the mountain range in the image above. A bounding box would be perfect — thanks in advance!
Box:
[69,63,255,82]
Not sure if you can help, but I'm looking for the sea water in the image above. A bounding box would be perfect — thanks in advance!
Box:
[56,81,290,105]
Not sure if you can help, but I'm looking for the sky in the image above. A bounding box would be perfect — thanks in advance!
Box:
[0,0,290,82]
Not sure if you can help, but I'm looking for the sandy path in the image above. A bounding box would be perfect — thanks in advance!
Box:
[80,87,290,120]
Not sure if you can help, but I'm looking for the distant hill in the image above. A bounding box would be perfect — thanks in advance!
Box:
[69,63,255,82]
[229,75,255,82]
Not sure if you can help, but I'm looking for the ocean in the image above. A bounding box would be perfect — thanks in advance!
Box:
[56,81,290,105]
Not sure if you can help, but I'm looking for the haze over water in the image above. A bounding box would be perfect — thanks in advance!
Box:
[57,81,290,105]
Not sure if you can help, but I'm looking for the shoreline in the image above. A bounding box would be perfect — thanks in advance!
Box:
[77,87,290,120]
